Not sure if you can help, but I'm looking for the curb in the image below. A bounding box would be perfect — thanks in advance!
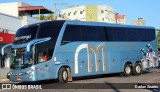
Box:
[0,79,9,82]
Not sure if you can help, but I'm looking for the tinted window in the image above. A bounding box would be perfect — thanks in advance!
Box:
[107,27,128,41]
[14,25,39,44]
[144,29,155,41]
[62,25,81,45]
[35,21,65,64]
[107,27,155,42]
[127,28,139,41]
[81,26,99,41]
[38,23,62,41]
[99,27,108,41]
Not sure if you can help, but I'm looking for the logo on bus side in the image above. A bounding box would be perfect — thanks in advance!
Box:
[74,43,106,74]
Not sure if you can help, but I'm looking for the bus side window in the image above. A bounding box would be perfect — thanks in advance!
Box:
[61,25,81,45]
[38,52,47,63]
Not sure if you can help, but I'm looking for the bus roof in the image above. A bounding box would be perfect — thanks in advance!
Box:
[23,20,155,29]
[65,20,155,29]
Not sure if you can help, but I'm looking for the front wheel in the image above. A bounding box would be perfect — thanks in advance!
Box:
[122,63,132,77]
[58,67,68,83]
[132,63,143,76]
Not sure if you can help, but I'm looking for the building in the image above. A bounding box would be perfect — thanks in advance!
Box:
[0,2,53,78]
[60,5,126,24]
[61,5,117,24]
[115,14,126,24]
[132,18,146,26]
[0,2,52,17]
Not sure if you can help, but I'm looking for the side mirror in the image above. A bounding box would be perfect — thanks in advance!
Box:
[1,44,12,56]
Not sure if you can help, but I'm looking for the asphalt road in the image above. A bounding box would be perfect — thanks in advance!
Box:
[1,68,160,92]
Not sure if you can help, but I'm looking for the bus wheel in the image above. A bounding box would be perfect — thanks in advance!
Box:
[132,63,142,76]
[58,67,68,83]
[122,63,131,77]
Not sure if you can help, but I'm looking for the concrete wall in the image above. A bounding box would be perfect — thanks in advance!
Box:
[0,2,19,17]
[0,13,40,34]
[22,16,40,26]
[61,6,86,21]
[0,13,21,34]
[86,5,98,21]
[97,5,115,23]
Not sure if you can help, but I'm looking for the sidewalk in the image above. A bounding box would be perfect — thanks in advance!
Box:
[0,78,10,83]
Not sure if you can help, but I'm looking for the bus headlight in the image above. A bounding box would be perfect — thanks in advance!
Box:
[26,69,33,74]
[29,75,33,79]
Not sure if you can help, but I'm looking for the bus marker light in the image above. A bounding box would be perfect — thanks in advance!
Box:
[54,57,56,61]
[55,62,60,65]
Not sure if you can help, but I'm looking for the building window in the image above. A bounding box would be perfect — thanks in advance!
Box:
[102,18,104,21]
[68,12,71,16]
[74,11,77,15]
[101,10,104,13]
[80,11,83,14]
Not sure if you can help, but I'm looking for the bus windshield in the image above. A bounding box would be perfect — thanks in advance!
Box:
[10,48,33,69]
[14,25,39,44]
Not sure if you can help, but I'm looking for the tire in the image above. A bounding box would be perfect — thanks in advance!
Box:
[122,63,132,77]
[132,63,143,76]
[58,67,68,83]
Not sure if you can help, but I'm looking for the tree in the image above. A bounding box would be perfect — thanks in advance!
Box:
[40,14,45,20]
[157,29,160,48]
[48,13,54,20]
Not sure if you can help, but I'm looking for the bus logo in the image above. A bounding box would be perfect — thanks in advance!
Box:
[74,43,106,74]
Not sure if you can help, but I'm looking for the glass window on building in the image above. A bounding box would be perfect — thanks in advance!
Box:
[101,10,104,13]
[102,18,104,21]
[80,11,83,14]
[74,11,77,15]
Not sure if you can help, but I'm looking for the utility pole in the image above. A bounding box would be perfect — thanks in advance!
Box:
[53,3,67,20]
[54,4,57,20]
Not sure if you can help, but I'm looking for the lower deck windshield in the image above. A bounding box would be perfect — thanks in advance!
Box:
[10,48,33,69]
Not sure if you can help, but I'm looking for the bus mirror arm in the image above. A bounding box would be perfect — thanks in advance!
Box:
[26,37,51,52]
[1,44,12,56]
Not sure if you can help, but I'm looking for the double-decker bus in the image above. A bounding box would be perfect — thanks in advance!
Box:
[1,20,158,83]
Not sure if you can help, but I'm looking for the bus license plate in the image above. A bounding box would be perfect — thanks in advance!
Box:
[16,78,22,81]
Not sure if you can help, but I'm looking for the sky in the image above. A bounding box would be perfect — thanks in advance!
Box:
[0,0,160,28]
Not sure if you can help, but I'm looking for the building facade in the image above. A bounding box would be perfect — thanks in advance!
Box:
[0,2,30,17]
[115,14,126,24]
[132,18,146,26]
[61,5,117,24]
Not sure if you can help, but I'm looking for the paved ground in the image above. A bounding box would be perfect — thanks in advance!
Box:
[0,68,160,92]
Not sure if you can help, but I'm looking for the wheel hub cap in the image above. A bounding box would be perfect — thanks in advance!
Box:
[63,71,67,80]
[125,66,131,74]
[136,65,141,73]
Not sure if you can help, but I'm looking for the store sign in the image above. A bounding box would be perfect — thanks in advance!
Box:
[0,37,3,41]
[115,14,126,19]
[0,32,15,43]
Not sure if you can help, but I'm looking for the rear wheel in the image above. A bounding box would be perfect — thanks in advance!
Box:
[122,63,132,77]
[58,67,68,83]
[132,63,143,75]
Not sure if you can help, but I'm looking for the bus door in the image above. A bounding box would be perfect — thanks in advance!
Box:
[35,47,49,80]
